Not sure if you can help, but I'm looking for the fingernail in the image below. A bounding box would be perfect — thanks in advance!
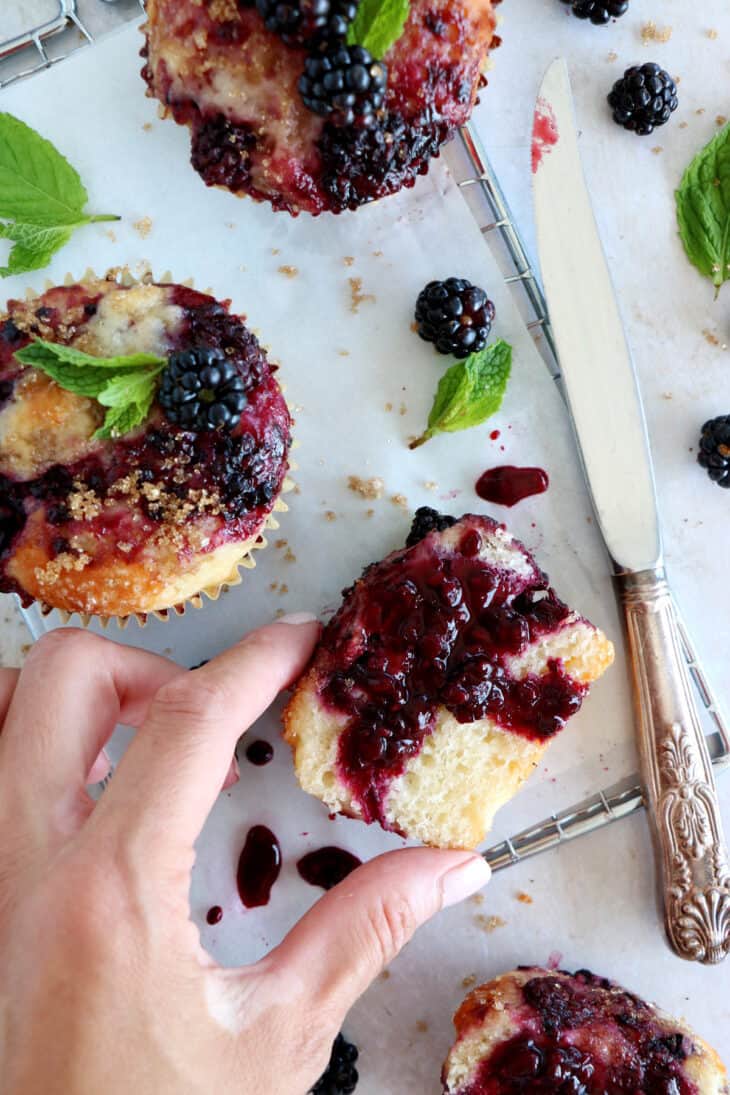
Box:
[440,855,491,909]
[275,612,319,626]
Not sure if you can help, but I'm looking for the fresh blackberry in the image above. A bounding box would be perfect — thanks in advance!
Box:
[415,278,495,357]
[256,0,359,46]
[158,347,248,433]
[559,0,628,24]
[299,44,387,128]
[608,64,678,135]
[406,507,457,547]
[698,415,730,488]
[310,1033,359,1094]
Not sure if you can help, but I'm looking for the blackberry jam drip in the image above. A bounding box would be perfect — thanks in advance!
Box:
[318,516,585,825]
[475,466,549,508]
[296,847,362,890]
[458,971,696,1095]
[236,825,282,908]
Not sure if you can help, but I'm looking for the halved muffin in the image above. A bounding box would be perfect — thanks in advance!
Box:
[442,967,728,1093]
[141,0,499,214]
[284,508,613,848]
[0,274,291,621]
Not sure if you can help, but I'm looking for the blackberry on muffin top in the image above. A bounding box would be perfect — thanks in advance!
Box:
[0,274,291,620]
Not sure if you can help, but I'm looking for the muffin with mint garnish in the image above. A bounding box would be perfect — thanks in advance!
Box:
[0,273,291,621]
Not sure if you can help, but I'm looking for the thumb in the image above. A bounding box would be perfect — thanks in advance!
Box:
[267,848,490,1017]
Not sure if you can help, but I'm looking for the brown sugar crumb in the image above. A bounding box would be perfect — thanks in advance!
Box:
[343,256,355,267]
[516,891,533,905]
[704,329,721,347]
[373,250,384,257]
[717,116,728,127]
[142,122,153,132]
[380,969,391,981]
[470,893,485,907]
[349,277,375,313]
[279,583,289,595]
[278,265,299,278]
[607,50,618,62]
[679,121,688,129]
[384,401,393,412]
[275,539,288,549]
[348,474,385,500]
[271,248,280,255]
[275,607,286,619]
[324,510,337,522]
[391,493,408,509]
[410,320,419,333]
[662,392,673,400]
[337,349,350,357]
[132,217,153,239]
[651,146,663,155]
[68,482,102,521]
[365,508,375,518]
[415,1020,429,1034]
[425,480,438,492]
[476,914,507,933]
[270,582,279,591]
[399,402,407,416]
[104,229,117,243]
[462,974,477,989]
[707,28,719,40]
[641,21,672,44]
[283,548,296,563]
[696,108,706,115]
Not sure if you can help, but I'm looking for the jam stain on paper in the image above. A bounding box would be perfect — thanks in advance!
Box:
[476,466,549,507]
[237,826,282,908]
[297,847,362,891]
[532,99,559,173]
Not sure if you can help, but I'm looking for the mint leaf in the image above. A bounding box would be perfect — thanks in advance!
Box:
[410,340,512,449]
[14,339,165,439]
[95,371,161,440]
[0,113,119,277]
[0,221,73,277]
[676,124,730,295]
[15,339,165,373]
[347,0,410,58]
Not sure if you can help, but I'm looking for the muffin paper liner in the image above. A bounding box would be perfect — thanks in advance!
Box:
[15,267,296,630]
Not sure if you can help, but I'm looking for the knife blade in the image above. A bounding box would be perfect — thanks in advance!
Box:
[532,58,730,965]
[532,58,659,573]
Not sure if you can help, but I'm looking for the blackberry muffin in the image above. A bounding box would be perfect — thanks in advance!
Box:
[284,509,614,848]
[0,274,291,621]
[442,968,728,1093]
[141,0,499,215]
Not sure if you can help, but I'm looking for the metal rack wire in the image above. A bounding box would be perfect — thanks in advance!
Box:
[2,1,728,872]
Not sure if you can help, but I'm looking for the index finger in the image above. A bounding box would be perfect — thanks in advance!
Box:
[92,617,319,856]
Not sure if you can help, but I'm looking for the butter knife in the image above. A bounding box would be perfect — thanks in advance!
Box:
[532,58,730,964]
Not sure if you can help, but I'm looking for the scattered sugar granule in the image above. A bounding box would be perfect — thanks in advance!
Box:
[641,21,672,44]
[348,475,384,500]
[278,265,299,278]
[349,277,375,313]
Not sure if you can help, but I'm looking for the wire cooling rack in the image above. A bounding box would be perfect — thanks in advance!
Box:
[2,1,729,871]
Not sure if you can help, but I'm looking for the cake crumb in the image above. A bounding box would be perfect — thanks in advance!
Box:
[462,974,477,989]
[516,891,533,905]
[275,539,288,549]
[275,608,286,619]
[679,121,688,128]
[391,493,408,509]
[476,914,507,933]
[651,146,663,155]
[380,970,391,981]
[142,122,153,132]
[270,582,279,591]
[607,50,618,62]
[338,349,350,357]
[425,480,438,492]
[696,108,706,115]
[349,277,375,313]
[348,475,384,499]
[707,28,719,39]
[717,115,728,127]
[344,256,355,267]
[662,392,673,400]
[373,250,384,257]
[641,21,672,44]
[415,1020,429,1034]
[284,548,296,563]
[703,329,721,346]
[384,401,393,412]
[271,248,280,255]
[470,893,485,906]
[278,265,299,278]
[399,401,407,416]
[104,229,117,243]
[279,584,289,595]
[365,508,375,518]
[324,510,337,522]
[132,217,153,239]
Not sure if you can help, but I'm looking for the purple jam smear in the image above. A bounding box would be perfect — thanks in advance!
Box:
[458,971,697,1095]
[236,825,282,909]
[296,846,362,891]
[0,284,291,603]
[317,511,585,826]
[475,466,549,508]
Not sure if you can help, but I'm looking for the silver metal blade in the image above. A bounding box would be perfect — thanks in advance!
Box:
[532,59,661,572]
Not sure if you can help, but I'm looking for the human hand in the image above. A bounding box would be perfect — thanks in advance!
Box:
[0,620,490,1095]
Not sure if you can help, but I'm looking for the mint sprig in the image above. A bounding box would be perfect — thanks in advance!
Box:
[14,340,165,440]
[347,0,410,58]
[410,340,512,449]
[0,113,119,277]
[676,123,730,297]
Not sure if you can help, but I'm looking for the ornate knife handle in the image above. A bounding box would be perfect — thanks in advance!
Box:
[614,568,730,964]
